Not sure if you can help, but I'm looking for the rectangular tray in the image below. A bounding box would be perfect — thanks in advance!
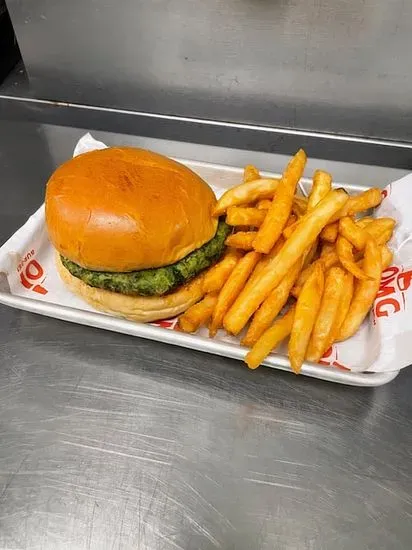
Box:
[0,156,400,387]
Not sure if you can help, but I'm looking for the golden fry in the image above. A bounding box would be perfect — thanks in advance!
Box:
[253,149,307,254]
[223,189,348,335]
[357,217,374,227]
[203,249,243,294]
[306,267,346,363]
[339,216,367,250]
[288,263,324,373]
[209,251,261,337]
[282,215,299,239]
[329,188,382,223]
[303,240,319,267]
[326,271,354,349]
[243,238,286,292]
[244,165,260,183]
[242,258,302,347]
[381,245,393,270]
[226,206,266,227]
[341,217,395,250]
[376,229,393,246]
[291,263,315,298]
[347,188,382,215]
[307,170,332,211]
[320,242,335,258]
[338,239,382,341]
[256,199,272,210]
[225,231,257,251]
[286,214,298,227]
[245,305,296,370]
[364,218,396,242]
[320,221,339,243]
[178,293,218,333]
[336,236,369,280]
[320,249,340,270]
[283,220,298,239]
[292,248,340,298]
[213,178,280,216]
[353,244,392,271]
[292,195,309,217]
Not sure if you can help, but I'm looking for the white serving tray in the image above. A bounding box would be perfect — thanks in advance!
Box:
[0,154,401,387]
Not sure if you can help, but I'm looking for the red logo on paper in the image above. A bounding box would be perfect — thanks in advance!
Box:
[151,319,176,329]
[17,250,48,295]
[373,265,412,320]
[381,185,391,200]
[319,345,350,371]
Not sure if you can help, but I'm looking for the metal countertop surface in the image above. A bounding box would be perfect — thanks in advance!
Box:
[0,121,411,549]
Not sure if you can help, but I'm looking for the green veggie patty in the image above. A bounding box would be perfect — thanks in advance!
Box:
[61,220,230,297]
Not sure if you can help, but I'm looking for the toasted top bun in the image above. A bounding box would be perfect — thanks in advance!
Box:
[45,147,218,272]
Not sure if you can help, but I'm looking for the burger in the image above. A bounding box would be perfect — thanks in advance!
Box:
[45,146,230,322]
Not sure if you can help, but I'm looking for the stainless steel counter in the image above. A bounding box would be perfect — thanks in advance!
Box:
[5,0,412,142]
[1,121,412,549]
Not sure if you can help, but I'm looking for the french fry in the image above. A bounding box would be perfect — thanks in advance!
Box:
[376,229,393,246]
[213,178,280,216]
[307,170,332,211]
[351,244,392,271]
[326,271,354,349]
[336,235,369,280]
[178,293,218,333]
[244,165,260,183]
[340,217,396,250]
[284,172,329,238]
[329,188,382,223]
[242,258,302,347]
[253,149,307,253]
[303,240,319,267]
[203,249,243,294]
[320,249,341,270]
[223,189,348,335]
[339,216,368,250]
[226,206,266,227]
[285,214,298,228]
[282,220,298,239]
[364,218,396,243]
[282,215,300,240]
[320,242,335,258]
[243,238,286,291]
[347,188,382,215]
[292,195,308,217]
[292,249,340,298]
[338,239,382,341]
[291,265,314,298]
[381,245,393,269]
[320,221,339,243]
[245,305,296,370]
[209,251,261,337]
[256,199,272,210]
[357,217,374,227]
[288,263,324,373]
[225,231,257,251]
[306,267,346,363]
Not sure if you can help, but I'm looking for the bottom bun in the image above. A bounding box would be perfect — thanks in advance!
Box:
[56,254,205,323]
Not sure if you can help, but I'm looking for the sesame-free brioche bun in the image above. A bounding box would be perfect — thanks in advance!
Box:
[45,147,218,272]
[56,254,206,323]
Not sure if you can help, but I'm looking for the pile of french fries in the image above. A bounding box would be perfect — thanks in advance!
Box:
[178,149,395,373]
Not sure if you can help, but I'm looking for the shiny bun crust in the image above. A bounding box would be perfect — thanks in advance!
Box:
[46,147,218,272]
[56,254,205,323]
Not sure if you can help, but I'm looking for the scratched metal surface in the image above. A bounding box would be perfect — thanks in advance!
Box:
[5,0,412,141]
[1,121,412,549]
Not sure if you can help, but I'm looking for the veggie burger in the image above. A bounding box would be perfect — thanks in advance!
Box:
[45,147,229,322]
